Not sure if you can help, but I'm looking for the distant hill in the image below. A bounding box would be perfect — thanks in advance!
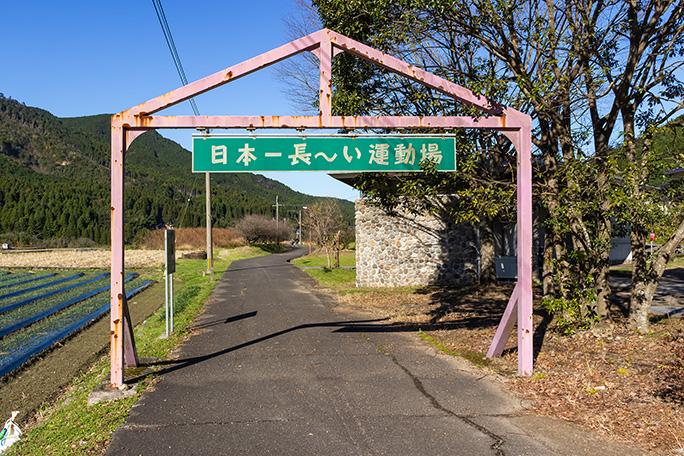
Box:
[0,95,354,246]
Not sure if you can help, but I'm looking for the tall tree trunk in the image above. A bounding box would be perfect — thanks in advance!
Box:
[623,109,652,331]
[325,247,332,269]
[543,227,567,300]
[334,230,340,269]
[594,218,613,320]
[629,225,659,331]
[539,133,561,300]
[479,218,497,284]
[542,239,556,297]
[629,218,684,331]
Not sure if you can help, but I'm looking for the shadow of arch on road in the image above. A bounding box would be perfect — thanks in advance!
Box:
[188,311,259,332]
[126,315,386,384]
[125,313,515,385]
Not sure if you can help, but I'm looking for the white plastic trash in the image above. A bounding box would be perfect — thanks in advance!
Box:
[0,411,21,453]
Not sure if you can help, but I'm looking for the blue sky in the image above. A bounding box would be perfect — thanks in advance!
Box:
[0,0,360,201]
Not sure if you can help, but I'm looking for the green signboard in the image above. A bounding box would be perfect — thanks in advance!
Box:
[192,135,456,173]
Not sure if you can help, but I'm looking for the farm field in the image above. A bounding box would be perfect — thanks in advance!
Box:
[0,245,270,448]
[0,249,167,269]
[0,280,163,435]
[0,270,152,379]
[0,250,163,428]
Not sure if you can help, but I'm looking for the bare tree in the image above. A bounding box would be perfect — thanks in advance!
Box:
[275,0,322,114]
[309,199,344,268]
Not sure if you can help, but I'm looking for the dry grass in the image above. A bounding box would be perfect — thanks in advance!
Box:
[137,227,245,250]
[0,249,164,269]
[0,246,262,269]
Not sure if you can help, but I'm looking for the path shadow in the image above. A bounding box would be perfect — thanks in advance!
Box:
[128,306,535,385]
[128,283,556,384]
[190,311,258,331]
[126,316,391,384]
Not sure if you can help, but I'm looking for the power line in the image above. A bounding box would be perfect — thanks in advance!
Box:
[151,0,203,229]
[151,0,200,116]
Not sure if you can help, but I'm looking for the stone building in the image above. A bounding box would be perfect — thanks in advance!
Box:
[355,199,479,288]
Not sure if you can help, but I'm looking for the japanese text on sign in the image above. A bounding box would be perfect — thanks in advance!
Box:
[192,135,456,173]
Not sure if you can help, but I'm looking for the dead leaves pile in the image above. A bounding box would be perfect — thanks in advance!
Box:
[509,326,684,454]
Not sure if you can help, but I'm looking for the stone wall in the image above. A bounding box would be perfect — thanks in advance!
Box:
[355,199,478,288]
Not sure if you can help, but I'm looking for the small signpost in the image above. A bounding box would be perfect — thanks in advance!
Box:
[165,229,175,337]
[192,135,457,173]
[650,231,656,253]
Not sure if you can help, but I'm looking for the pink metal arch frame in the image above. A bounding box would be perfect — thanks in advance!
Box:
[110,28,533,387]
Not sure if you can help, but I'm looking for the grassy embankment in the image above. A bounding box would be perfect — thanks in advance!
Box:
[611,254,684,274]
[290,250,357,291]
[4,245,269,456]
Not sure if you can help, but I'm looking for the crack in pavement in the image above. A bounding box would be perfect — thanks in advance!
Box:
[361,332,507,456]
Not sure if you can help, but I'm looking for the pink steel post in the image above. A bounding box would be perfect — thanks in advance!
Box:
[110,28,534,387]
[110,126,143,386]
[110,125,124,387]
[486,115,534,375]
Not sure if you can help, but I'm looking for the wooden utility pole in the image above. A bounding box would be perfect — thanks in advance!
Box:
[275,196,279,245]
[206,172,213,281]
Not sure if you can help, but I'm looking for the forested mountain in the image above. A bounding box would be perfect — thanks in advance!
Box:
[0,95,355,246]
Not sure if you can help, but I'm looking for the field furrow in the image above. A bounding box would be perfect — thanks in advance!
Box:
[0,277,152,378]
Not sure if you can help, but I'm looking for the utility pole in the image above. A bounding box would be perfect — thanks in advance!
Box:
[206,172,213,281]
[298,209,303,244]
[275,196,279,245]
[309,210,312,255]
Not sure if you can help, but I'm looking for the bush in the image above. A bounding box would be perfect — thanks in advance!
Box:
[235,215,291,244]
[0,231,37,248]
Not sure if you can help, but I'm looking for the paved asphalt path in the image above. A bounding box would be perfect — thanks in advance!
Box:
[612,267,684,316]
[106,248,647,455]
